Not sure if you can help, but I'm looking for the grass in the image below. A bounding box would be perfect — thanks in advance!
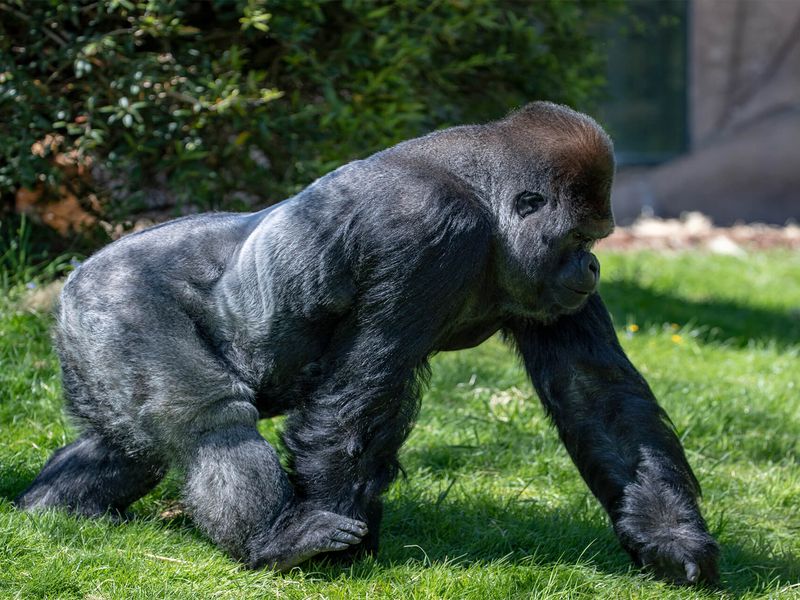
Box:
[1,249,799,599]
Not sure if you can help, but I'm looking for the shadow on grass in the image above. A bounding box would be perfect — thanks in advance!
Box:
[308,495,800,596]
[2,464,799,596]
[376,493,624,571]
[601,279,800,349]
[0,464,38,504]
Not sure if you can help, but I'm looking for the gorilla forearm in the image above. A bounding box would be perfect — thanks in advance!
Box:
[511,294,718,583]
[284,362,424,512]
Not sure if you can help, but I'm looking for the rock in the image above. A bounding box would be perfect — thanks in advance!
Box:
[706,235,746,256]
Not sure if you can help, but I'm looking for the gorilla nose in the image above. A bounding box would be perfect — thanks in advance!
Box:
[581,253,600,284]
[563,254,600,298]
[585,253,599,277]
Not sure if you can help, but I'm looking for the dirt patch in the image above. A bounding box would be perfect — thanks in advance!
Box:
[597,212,800,253]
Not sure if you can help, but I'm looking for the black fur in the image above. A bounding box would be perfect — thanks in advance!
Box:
[511,295,718,584]
[16,102,718,583]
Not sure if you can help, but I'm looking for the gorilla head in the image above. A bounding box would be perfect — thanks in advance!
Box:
[481,103,616,320]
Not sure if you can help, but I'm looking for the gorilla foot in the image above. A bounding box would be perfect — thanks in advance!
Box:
[248,509,368,571]
[16,488,125,520]
[15,433,164,519]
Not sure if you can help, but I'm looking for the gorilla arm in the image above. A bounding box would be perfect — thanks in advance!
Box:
[510,294,719,584]
[281,188,493,555]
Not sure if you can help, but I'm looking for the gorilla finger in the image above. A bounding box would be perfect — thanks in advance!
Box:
[331,531,363,545]
[327,541,351,552]
[338,518,368,536]
[685,562,699,584]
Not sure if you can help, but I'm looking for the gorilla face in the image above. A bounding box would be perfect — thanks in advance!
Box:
[493,169,614,321]
[489,106,616,321]
[502,191,612,318]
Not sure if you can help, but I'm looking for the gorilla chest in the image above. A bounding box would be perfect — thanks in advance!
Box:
[434,286,502,351]
[436,318,501,351]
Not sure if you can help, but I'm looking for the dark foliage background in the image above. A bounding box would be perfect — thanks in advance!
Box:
[1,0,621,229]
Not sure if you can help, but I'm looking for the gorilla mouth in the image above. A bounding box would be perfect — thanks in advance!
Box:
[555,285,592,310]
[563,285,590,296]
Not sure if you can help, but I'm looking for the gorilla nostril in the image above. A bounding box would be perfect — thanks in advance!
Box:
[583,254,600,277]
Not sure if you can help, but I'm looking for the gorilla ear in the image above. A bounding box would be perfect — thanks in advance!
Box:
[515,191,547,218]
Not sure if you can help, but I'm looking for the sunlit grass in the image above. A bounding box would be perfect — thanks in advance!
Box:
[1,250,798,599]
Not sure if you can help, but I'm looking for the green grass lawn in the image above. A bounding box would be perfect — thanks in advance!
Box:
[1,250,799,599]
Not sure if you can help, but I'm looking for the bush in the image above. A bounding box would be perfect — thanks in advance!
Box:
[0,0,621,223]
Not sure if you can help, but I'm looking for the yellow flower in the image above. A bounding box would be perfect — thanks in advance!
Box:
[671,334,683,344]
[627,324,639,333]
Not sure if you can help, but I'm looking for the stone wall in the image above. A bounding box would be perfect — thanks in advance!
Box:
[612,0,800,225]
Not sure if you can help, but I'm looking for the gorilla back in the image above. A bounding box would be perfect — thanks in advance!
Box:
[17,102,718,583]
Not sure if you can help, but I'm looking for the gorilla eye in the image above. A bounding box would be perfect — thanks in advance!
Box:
[515,191,546,218]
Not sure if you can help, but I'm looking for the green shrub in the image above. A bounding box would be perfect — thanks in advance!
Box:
[0,0,621,220]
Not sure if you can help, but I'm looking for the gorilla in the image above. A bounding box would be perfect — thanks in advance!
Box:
[17,102,718,583]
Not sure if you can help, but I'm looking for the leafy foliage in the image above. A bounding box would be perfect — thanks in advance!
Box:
[1,0,620,218]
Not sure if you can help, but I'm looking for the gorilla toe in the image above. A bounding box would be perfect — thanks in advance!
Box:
[249,509,368,571]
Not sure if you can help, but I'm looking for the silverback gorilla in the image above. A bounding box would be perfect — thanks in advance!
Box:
[17,102,718,583]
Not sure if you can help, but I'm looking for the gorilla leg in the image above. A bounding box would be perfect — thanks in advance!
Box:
[15,431,164,517]
[182,423,368,570]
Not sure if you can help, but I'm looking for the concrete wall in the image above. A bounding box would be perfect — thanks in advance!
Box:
[612,0,800,225]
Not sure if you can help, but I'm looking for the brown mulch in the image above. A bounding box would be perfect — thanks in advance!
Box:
[596,213,800,253]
